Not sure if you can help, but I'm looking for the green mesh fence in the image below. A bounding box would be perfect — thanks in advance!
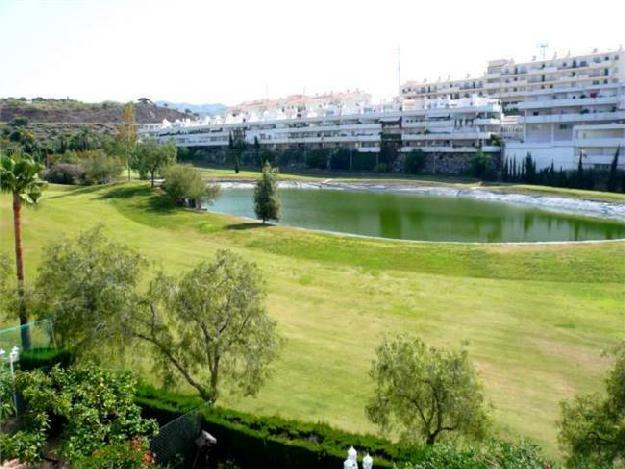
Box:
[0,319,54,354]
[150,409,202,467]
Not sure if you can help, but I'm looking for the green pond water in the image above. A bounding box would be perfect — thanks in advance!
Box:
[207,188,625,243]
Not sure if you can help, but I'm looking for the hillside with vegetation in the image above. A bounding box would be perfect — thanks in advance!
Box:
[0,97,189,124]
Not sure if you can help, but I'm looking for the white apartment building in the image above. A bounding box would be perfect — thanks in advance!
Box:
[402,47,625,170]
[504,82,625,170]
[401,47,624,107]
[141,97,502,163]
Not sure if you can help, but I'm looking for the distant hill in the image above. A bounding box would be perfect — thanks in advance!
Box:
[0,98,189,124]
[155,100,227,117]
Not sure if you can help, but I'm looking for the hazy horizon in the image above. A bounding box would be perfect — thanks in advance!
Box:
[1,0,624,106]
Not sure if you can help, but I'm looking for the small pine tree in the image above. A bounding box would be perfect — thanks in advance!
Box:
[254,163,280,224]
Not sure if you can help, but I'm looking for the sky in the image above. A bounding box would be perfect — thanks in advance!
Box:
[1,0,624,106]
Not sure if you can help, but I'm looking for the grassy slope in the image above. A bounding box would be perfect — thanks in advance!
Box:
[1,182,623,458]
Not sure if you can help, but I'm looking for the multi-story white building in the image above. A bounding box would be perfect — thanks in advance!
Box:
[143,48,624,173]
[402,47,625,170]
[401,47,624,107]
[141,96,503,170]
[504,82,625,170]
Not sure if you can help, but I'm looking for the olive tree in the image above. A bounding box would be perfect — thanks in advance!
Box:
[130,250,282,404]
[558,342,625,468]
[34,227,145,354]
[133,138,176,188]
[162,164,219,208]
[366,335,490,445]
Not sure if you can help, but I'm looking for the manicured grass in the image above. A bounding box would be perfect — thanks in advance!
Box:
[1,182,623,459]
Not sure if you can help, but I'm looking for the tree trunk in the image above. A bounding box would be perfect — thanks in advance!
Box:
[425,433,436,445]
[12,193,30,350]
[150,170,155,189]
[209,357,220,404]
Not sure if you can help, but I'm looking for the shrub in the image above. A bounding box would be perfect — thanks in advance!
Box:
[259,149,276,166]
[352,152,377,171]
[40,163,85,184]
[1,365,158,466]
[305,149,329,169]
[404,150,427,174]
[18,347,73,371]
[329,148,352,171]
[81,149,123,184]
[470,151,492,179]
[278,148,305,167]
[374,163,388,173]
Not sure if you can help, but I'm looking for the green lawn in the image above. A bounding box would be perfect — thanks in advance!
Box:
[1,182,624,459]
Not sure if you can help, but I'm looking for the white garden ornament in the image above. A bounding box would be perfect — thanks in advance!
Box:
[343,446,373,469]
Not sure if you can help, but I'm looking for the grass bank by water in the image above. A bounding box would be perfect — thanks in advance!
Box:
[196,166,625,202]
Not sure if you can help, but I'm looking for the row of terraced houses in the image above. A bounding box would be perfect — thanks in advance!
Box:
[141,47,625,172]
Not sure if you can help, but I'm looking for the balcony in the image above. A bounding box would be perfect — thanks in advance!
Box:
[520,110,625,124]
[574,137,625,148]
[517,95,620,110]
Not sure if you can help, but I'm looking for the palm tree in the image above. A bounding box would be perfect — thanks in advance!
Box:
[0,151,45,349]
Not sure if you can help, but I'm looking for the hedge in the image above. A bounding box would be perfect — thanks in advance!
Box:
[136,386,556,469]
[136,385,397,468]
[18,347,73,372]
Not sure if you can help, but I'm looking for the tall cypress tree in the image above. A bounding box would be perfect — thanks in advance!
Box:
[254,162,280,224]
[577,154,584,189]
[607,145,620,192]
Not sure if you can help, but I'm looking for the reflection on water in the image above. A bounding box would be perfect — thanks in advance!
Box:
[207,188,625,243]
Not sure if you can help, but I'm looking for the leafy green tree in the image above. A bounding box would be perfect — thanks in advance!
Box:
[133,138,177,188]
[366,335,490,445]
[558,342,625,468]
[130,250,282,404]
[34,227,145,354]
[68,127,100,151]
[161,164,219,208]
[0,151,45,349]
[254,162,280,223]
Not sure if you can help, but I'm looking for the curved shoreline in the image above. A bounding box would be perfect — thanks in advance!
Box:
[217,180,625,223]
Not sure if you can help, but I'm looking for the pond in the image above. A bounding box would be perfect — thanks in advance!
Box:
[206,187,625,243]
